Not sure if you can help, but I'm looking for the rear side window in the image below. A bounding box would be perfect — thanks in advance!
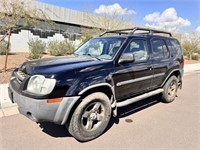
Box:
[169,39,182,56]
[152,39,170,59]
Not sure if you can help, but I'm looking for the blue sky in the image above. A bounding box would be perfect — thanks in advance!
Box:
[39,0,200,32]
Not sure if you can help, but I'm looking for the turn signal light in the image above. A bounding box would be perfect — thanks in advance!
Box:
[47,97,63,103]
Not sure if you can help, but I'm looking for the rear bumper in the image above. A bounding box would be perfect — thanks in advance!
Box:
[8,84,80,125]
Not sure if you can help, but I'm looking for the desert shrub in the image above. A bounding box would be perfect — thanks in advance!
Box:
[183,49,189,57]
[28,38,46,59]
[65,40,75,54]
[192,54,199,60]
[48,40,75,56]
[0,40,10,55]
[48,40,65,56]
[80,32,92,45]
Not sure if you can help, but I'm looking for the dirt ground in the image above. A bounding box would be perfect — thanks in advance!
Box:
[184,59,200,64]
[0,53,29,84]
[0,52,200,84]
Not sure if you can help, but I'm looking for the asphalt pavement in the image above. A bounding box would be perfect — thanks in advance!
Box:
[0,66,199,150]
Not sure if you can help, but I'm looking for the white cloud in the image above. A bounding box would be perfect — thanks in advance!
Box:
[196,26,200,32]
[94,3,136,16]
[144,8,191,31]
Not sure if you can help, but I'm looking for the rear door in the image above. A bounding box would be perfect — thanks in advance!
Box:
[112,38,153,101]
[151,38,171,88]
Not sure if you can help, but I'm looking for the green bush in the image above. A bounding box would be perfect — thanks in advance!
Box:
[48,40,75,56]
[28,38,46,59]
[0,40,10,55]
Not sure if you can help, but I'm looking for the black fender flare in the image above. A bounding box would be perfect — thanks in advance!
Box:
[161,69,183,87]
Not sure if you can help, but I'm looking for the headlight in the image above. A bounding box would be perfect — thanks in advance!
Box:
[27,75,56,95]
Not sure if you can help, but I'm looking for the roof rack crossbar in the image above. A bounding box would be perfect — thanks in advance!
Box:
[100,27,172,37]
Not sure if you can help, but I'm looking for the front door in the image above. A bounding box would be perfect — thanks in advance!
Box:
[112,38,153,101]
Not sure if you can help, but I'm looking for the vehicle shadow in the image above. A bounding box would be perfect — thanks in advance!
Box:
[39,95,160,138]
[105,95,160,132]
[39,122,72,138]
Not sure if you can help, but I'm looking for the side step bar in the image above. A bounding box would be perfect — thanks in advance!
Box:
[117,89,164,107]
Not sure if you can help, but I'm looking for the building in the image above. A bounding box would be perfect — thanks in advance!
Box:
[0,1,136,52]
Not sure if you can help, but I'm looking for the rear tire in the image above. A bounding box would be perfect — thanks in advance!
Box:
[162,75,178,103]
[68,92,111,142]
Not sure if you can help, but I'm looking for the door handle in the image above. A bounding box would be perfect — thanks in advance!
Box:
[148,66,152,70]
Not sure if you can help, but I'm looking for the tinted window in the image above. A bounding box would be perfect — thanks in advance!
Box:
[123,39,148,62]
[75,38,125,60]
[169,39,182,56]
[152,39,170,59]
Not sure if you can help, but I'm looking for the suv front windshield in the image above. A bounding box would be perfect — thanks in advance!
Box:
[74,37,126,60]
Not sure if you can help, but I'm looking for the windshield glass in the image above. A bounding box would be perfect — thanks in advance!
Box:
[74,37,126,60]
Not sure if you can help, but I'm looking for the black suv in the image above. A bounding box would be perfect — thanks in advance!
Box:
[8,27,184,141]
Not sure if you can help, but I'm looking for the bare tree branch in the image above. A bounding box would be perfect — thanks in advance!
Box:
[0,0,52,71]
[182,31,200,60]
[83,9,135,35]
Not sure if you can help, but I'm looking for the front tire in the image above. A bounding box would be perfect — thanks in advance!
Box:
[68,92,111,142]
[162,75,178,103]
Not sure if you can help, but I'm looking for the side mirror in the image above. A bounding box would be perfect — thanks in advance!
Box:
[118,53,135,64]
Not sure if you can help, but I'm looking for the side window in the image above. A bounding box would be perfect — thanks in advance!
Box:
[123,39,148,62]
[166,39,173,53]
[152,39,170,59]
[169,39,182,57]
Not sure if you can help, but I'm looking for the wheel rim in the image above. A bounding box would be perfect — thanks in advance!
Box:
[167,80,177,98]
[81,102,105,131]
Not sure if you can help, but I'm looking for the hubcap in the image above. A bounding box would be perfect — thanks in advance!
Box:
[81,102,105,131]
[167,81,177,98]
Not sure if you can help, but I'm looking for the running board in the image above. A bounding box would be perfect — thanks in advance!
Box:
[117,89,164,107]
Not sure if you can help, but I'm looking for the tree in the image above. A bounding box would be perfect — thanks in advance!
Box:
[182,32,200,60]
[85,7,136,34]
[80,29,93,44]
[0,0,51,71]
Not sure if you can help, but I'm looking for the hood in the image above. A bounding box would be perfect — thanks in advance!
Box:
[20,55,104,76]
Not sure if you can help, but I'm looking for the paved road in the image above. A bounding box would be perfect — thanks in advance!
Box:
[0,71,200,150]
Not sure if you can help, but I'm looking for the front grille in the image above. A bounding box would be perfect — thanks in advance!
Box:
[14,70,28,83]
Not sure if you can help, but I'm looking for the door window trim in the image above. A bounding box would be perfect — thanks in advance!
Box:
[120,38,150,63]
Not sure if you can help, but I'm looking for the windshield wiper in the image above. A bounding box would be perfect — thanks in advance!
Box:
[82,54,102,61]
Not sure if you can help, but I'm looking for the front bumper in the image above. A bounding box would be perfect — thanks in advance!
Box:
[8,84,80,125]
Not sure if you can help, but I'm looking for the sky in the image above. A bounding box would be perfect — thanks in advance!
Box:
[39,0,200,32]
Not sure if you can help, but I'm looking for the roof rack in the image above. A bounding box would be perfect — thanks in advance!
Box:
[100,27,172,37]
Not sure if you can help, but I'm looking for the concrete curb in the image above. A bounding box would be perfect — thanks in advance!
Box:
[0,63,199,117]
[0,83,19,117]
[0,84,15,108]
[0,105,19,117]
[184,63,200,73]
